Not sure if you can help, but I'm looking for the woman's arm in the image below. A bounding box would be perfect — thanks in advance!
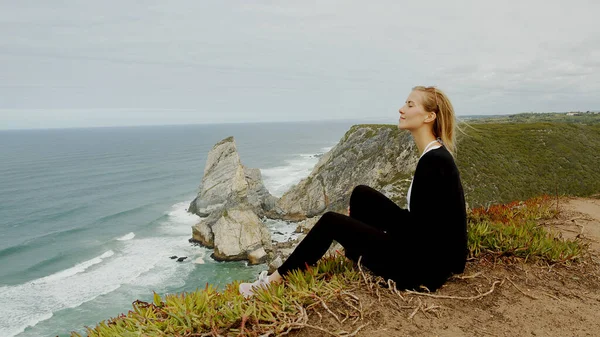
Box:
[408,150,467,272]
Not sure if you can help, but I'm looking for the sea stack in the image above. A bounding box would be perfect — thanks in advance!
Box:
[188,136,276,264]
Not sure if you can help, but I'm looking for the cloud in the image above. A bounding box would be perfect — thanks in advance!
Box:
[0,0,599,128]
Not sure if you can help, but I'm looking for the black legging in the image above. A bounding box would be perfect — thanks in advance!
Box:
[277,185,417,288]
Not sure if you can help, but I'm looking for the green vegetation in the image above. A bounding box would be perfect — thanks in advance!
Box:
[468,195,583,261]
[74,257,362,337]
[340,124,398,143]
[75,196,587,337]
[463,111,600,125]
[455,121,600,207]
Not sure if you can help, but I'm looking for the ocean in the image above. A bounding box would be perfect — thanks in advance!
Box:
[0,120,358,337]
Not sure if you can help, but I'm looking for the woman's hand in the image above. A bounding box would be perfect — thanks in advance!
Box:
[347,206,350,216]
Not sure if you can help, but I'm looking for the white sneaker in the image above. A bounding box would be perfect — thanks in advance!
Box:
[239,271,270,298]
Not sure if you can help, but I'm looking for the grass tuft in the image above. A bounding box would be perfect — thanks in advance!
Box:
[467,195,585,262]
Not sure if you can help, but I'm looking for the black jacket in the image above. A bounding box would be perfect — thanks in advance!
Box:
[392,146,467,291]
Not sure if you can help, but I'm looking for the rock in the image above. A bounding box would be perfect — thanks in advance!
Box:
[268,256,283,274]
[191,220,215,248]
[325,242,344,257]
[210,206,272,261]
[169,256,178,259]
[294,217,319,234]
[176,257,188,262]
[188,136,247,216]
[244,167,278,213]
[186,136,276,263]
[188,137,276,218]
[277,247,295,257]
[194,257,205,264]
[248,247,268,265]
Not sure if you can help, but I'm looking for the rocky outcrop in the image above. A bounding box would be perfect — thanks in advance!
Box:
[274,125,419,219]
[294,216,320,234]
[248,247,268,265]
[192,205,272,263]
[245,167,277,214]
[188,137,276,263]
[188,137,276,217]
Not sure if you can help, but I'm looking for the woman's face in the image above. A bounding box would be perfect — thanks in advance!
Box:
[398,90,432,131]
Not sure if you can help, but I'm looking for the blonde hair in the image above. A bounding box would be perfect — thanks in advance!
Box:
[412,86,457,155]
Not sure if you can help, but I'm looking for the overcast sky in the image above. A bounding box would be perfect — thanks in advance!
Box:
[1,1,598,129]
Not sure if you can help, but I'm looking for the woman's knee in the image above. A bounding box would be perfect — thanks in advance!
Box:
[319,211,341,223]
[350,185,372,203]
[351,185,372,196]
[313,211,346,232]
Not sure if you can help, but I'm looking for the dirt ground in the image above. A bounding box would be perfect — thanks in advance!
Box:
[289,197,600,337]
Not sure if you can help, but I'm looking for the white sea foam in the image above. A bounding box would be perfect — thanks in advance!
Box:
[264,219,300,243]
[39,250,115,283]
[159,201,202,235]
[321,145,334,152]
[262,156,316,197]
[116,232,135,241]
[0,201,205,337]
[0,250,113,336]
[167,201,201,225]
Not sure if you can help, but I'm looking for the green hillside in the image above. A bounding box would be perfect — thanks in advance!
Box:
[455,117,600,207]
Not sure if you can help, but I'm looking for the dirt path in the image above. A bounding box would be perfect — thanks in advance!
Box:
[562,197,600,251]
[291,197,600,337]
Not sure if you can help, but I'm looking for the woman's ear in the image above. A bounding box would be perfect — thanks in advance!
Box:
[425,112,437,123]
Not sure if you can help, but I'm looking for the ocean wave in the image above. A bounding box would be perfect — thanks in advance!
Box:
[158,201,201,235]
[0,250,114,337]
[0,234,201,337]
[321,145,334,152]
[0,226,87,259]
[0,199,207,336]
[261,153,321,197]
[39,250,115,283]
[2,204,89,231]
[167,201,201,224]
[116,232,135,241]
[93,204,151,224]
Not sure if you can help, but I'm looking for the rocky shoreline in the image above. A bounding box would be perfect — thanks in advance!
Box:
[186,125,416,269]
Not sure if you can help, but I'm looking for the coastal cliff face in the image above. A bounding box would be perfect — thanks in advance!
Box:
[274,125,419,219]
[188,137,276,263]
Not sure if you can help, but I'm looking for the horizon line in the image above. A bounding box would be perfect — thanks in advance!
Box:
[1,110,591,131]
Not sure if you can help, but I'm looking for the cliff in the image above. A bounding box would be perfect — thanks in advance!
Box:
[274,125,418,220]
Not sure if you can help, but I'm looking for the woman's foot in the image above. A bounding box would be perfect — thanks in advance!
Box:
[239,271,271,298]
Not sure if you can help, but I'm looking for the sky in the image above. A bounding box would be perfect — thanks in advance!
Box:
[1,1,598,129]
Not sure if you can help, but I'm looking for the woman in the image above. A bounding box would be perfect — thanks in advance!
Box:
[240,86,467,297]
